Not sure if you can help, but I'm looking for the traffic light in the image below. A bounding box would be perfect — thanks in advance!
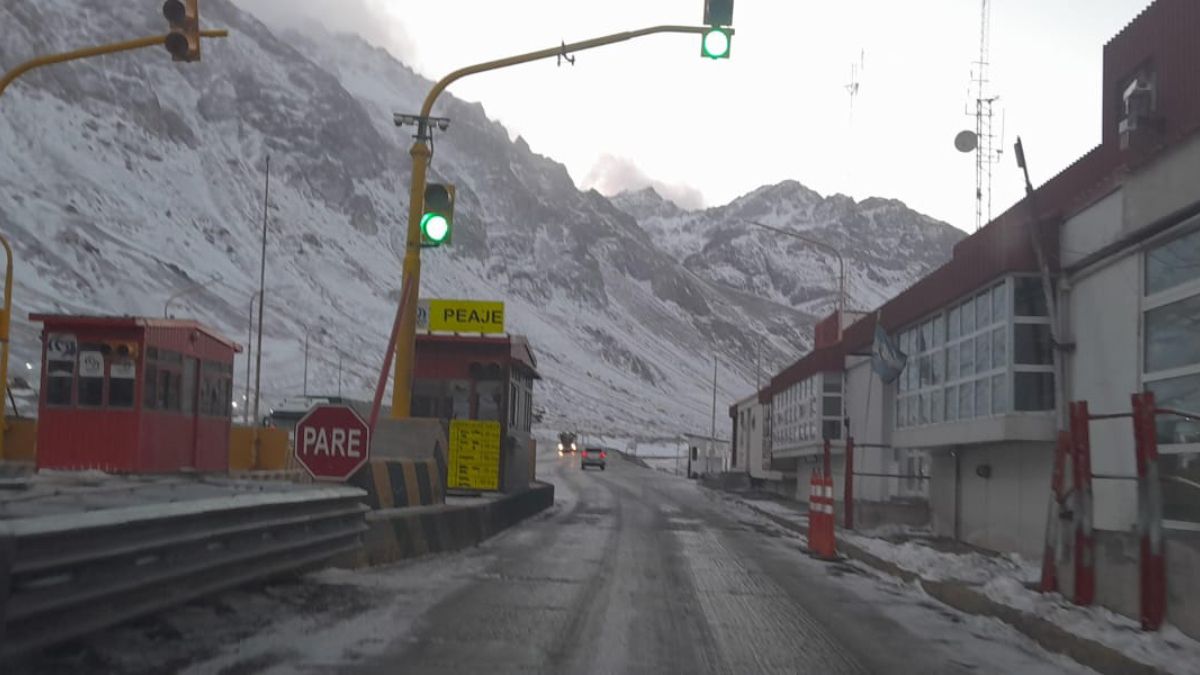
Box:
[702,0,733,59]
[163,0,200,62]
[421,183,455,247]
[701,29,732,59]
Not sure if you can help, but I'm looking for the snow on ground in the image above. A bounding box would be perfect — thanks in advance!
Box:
[730,493,1200,674]
[983,576,1200,675]
[840,531,1040,584]
[710,494,1096,675]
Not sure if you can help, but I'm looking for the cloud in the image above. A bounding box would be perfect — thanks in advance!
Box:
[231,0,417,66]
[580,154,705,210]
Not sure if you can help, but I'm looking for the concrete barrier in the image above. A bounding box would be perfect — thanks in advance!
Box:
[229,426,290,471]
[348,458,445,510]
[336,481,555,568]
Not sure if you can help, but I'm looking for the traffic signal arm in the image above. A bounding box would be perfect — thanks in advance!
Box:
[0,30,229,100]
[417,25,730,119]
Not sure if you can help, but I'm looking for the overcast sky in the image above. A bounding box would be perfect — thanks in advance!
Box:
[235,0,1150,231]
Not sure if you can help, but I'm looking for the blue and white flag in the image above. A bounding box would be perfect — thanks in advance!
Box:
[871,321,907,384]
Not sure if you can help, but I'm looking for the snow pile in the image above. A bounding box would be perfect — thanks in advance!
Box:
[983,576,1200,675]
[840,532,1040,584]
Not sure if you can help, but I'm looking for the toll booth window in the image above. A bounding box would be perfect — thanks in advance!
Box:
[144,364,158,408]
[46,357,74,406]
[200,360,232,417]
[77,348,105,407]
[149,350,184,411]
[109,358,136,408]
[475,381,502,421]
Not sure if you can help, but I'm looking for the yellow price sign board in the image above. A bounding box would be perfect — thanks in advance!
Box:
[418,299,505,334]
[447,419,502,491]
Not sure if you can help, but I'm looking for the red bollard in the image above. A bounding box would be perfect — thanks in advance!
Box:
[807,471,817,545]
[1132,392,1166,631]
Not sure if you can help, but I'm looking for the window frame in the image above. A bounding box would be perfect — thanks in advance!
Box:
[894,276,1057,429]
[1142,219,1200,459]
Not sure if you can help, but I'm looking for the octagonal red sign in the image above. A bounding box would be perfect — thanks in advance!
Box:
[294,404,371,481]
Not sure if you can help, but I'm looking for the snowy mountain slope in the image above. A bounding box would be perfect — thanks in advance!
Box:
[612,181,964,316]
[0,0,956,439]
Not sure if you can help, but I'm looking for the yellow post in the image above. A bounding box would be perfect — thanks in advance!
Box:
[0,30,229,100]
[390,140,430,419]
[389,24,719,418]
[0,234,12,461]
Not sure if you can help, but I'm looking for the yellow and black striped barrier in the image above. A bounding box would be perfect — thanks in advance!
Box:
[348,458,445,510]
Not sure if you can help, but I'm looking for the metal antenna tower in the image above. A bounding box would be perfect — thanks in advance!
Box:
[846,49,863,122]
[967,0,1005,231]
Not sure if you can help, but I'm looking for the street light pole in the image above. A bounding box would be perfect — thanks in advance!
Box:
[244,291,256,425]
[0,234,12,461]
[302,325,314,397]
[390,24,729,420]
[710,355,718,475]
[252,157,269,427]
[748,220,846,340]
[163,272,222,318]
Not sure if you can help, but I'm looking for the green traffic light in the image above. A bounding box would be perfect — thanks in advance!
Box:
[702,28,731,59]
[421,212,450,244]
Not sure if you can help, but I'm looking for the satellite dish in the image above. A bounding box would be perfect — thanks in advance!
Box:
[955,130,978,153]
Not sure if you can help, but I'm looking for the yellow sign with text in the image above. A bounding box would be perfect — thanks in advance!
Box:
[418,299,505,334]
[447,419,502,491]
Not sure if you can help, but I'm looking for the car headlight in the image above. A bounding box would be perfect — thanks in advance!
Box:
[557,443,563,450]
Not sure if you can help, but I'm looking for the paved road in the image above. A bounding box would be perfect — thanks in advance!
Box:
[337,453,1073,675]
[17,450,1082,674]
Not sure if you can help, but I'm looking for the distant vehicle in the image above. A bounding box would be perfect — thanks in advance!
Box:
[580,446,607,471]
[558,431,578,455]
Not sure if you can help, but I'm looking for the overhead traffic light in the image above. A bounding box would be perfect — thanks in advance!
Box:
[421,183,455,247]
[701,29,732,59]
[163,0,201,62]
[701,0,733,59]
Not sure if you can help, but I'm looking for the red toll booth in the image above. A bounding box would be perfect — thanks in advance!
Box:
[31,314,239,473]
[412,334,539,490]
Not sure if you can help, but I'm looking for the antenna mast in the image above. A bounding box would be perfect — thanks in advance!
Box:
[970,0,1003,231]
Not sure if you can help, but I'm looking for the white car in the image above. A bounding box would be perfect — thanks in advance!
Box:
[580,446,607,471]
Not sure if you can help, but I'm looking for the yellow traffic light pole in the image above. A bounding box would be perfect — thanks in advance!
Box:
[0,31,229,100]
[391,24,725,418]
[0,234,11,460]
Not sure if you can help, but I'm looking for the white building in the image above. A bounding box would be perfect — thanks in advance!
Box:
[731,0,1200,638]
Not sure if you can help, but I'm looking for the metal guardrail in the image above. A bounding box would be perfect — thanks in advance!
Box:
[0,485,368,660]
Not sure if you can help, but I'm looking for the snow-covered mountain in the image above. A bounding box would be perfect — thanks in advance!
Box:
[613,181,964,316]
[0,0,960,438]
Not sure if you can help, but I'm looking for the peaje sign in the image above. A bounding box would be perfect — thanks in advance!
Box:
[417,299,505,334]
[293,405,371,481]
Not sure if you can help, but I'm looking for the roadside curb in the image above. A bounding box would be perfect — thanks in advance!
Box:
[735,496,1165,675]
[334,481,555,568]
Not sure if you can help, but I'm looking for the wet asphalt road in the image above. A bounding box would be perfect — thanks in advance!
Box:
[345,453,978,675]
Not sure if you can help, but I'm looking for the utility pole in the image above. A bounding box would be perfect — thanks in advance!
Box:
[303,325,311,397]
[252,156,269,426]
[710,355,718,475]
[756,339,762,391]
[243,292,255,425]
